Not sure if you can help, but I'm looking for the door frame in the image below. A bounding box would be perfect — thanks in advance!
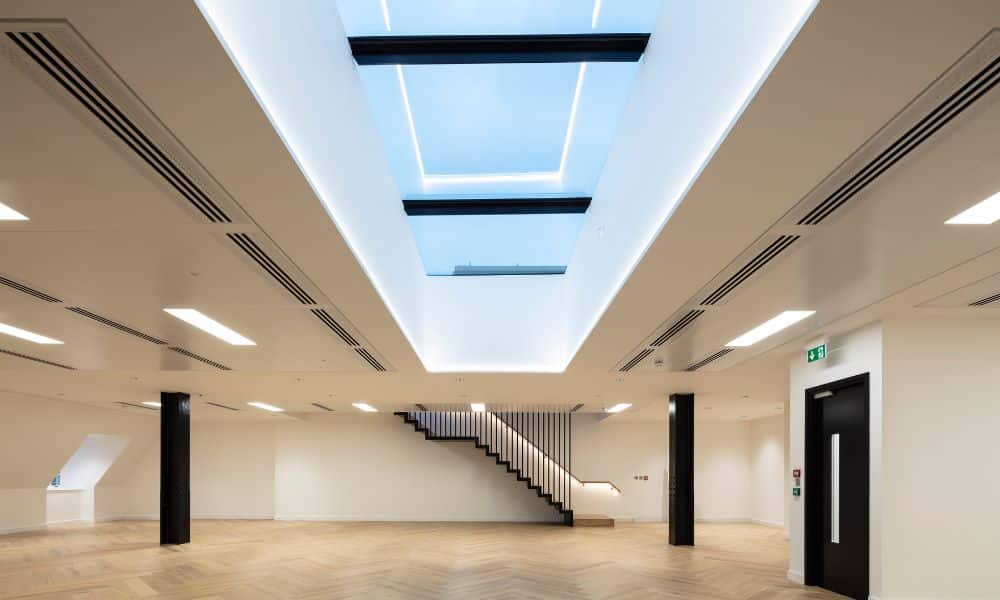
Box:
[804,372,870,595]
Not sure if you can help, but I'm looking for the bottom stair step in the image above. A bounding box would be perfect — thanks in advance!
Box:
[573,514,614,528]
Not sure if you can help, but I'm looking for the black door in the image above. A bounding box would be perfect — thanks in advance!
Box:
[805,374,869,600]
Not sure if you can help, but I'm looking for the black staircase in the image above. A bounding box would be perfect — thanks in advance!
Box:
[395,410,574,525]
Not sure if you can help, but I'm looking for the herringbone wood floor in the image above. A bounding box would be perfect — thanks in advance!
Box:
[0,521,845,599]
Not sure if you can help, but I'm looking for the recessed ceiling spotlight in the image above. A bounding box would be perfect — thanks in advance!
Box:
[470,403,485,412]
[353,402,378,413]
[726,311,815,347]
[945,191,1000,225]
[143,401,162,408]
[248,401,283,413]
[0,322,63,344]
[0,201,28,221]
[605,403,631,413]
[163,308,256,346]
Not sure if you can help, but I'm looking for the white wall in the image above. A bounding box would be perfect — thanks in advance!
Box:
[45,489,91,525]
[880,318,1000,599]
[0,392,156,533]
[3,397,780,529]
[274,414,557,522]
[788,321,883,593]
[99,421,277,520]
[572,414,771,524]
[695,420,752,522]
[571,415,669,521]
[750,415,785,528]
[0,489,46,534]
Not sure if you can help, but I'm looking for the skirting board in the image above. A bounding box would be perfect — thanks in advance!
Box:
[787,569,804,584]
[98,514,274,522]
[1,519,91,535]
[274,515,560,523]
[751,519,784,528]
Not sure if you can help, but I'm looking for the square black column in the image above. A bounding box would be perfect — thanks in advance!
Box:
[669,393,694,546]
[160,391,190,545]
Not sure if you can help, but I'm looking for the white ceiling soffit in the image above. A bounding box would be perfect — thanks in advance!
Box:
[195,0,818,373]
[0,22,390,372]
[618,30,1000,373]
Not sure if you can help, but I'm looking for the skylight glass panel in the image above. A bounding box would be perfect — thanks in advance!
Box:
[358,61,638,197]
[408,212,586,276]
[338,0,660,276]
[337,0,662,36]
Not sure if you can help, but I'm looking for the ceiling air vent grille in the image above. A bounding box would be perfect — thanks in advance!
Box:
[206,401,239,411]
[619,348,654,372]
[685,348,734,372]
[311,402,334,411]
[702,236,799,305]
[0,275,61,303]
[650,309,704,346]
[66,307,167,345]
[168,346,231,371]
[798,55,999,225]
[0,347,75,370]
[227,233,315,305]
[970,292,1000,306]
[4,31,232,224]
[355,347,387,371]
[311,308,360,346]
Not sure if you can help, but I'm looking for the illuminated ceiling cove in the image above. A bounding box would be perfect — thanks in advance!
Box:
[197,0,817,371]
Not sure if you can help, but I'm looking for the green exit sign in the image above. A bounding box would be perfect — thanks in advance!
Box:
[807,344,827,363]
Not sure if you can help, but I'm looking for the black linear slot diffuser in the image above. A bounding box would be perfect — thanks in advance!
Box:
[403,197,591,216]
[350,34,650,65]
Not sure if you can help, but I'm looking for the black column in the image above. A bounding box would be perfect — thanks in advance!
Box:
[160,391,190,545]
[668,393,694,546]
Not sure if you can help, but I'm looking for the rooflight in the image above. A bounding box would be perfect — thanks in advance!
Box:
[945,191,1000,225]
[726,310,815,347]
[163,308,256,346]
[0,322,63,344]
[0,202,28,221]
[142,402,162,408]
[605,403,631,413]
[470,403,485,412]
[248,401,283,412]
[353,402,378,413]
[396,62,587,188]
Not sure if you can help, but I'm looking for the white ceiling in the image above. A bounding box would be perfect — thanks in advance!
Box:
[0,1,998,422]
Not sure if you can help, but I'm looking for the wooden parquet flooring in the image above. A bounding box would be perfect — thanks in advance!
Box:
[0,521,846,599]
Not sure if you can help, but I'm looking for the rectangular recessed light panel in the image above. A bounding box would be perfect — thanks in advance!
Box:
[163,308,256,346]
[945,191,1000,225]
[248,401,284,412]
[0,202,29,221]
[353,402,378,412]
[0,322,63,344]
[605,403,631,413]
[726,310,815,347]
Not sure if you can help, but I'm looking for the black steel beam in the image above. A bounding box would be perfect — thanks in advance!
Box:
[668,393,695,546]
[160,391,190,545]
[403,197,591,216]
[350,34,650,65]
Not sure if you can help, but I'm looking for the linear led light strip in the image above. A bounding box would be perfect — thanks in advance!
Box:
[379,0,391,31]
[945,190,1000,225]
[163,308,256,346]
[0,201,29,221]
[397,62,588,187]
[0,322,63,344]
[725,310,815,347]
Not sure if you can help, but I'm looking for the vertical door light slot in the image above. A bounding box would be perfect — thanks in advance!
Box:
[831,432,840,544]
